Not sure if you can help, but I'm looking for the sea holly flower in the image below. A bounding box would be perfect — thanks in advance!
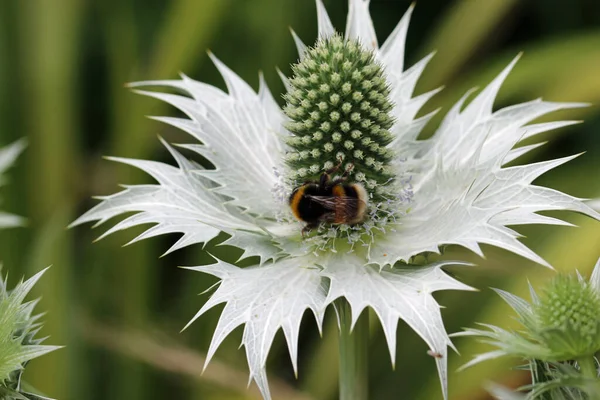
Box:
[72,0,599,398]
[457,258,600,399]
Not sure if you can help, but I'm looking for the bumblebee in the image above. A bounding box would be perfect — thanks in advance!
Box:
[289,162,368,234]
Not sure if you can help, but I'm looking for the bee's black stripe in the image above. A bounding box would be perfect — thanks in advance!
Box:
[291,184,330,223]
[343,185,358,198]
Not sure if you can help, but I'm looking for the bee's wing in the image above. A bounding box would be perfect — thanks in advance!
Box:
[306,195,367,222]
[305,195,339,211]
[306,195,366,209]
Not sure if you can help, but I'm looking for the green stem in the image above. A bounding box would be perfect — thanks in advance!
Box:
[579,357,597,379]
[338,299,369,400]
[578,357,600,400]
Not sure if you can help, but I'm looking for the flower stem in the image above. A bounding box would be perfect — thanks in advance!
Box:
[338,298,369,400]
[578,357,600,399]
[579,357,597,379]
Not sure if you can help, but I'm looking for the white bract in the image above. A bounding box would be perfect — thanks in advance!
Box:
[73,1,599,399]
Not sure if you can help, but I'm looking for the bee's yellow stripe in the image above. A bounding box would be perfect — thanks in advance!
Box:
[290,186,306,221]
[332,185,345,197]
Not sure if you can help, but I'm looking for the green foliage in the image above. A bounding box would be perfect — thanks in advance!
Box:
[0,268,59,400]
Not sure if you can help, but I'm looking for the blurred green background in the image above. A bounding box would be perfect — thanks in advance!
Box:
[0,0,599,399]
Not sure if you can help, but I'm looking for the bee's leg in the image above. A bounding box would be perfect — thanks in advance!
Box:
[325,156,344,175]
[342,163,354,177]
[301,226,311,237]
[332,162,355,182]
[328,163,355,186]
[319,172,330,187]
[325,163,341,175]
[322,158,354,187]
[301,222,319,237]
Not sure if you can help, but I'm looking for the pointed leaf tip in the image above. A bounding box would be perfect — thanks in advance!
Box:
[590,257,600,292]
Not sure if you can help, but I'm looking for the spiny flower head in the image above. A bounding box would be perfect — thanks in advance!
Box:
[73,1,600,399]
[283,34,395,194]
[534,274,600,359]
[459,258,600,367]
